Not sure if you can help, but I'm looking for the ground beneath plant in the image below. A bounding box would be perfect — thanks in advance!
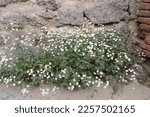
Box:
[0,81,150,100]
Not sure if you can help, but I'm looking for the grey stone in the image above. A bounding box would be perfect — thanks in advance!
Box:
[0,12,25,28]
[36,0,62,11]
[23,14,47,27]
[57,3,83,26]
[0,0,28,7]
[115,22,130,41]
[134,0,142,3]
[0,0,141,32]
[109,0,129,11]
[113,81,150,100]
[84,2,125,25]
[128,21,138,34]
[0,31,12,45]
[0,2,48,28]
[142,59,150,75]
[0,22,4,31]
[129,0,141,19]
[38,10,57,19]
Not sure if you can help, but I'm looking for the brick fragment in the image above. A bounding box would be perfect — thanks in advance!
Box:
[145,36,150,45]
[139,24,150,32]
[139,32,150,40]
[138,17,150,24]
[138,40,150,50]
[143,50,150,57]
[143,0,150,3]
[145,33,150,37]
[139,10,150,17]
[140,3,150,10]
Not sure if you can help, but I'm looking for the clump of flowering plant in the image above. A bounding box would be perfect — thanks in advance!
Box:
[0,23,136,91]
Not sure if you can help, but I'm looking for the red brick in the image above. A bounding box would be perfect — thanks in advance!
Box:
[138,32,147,39]
[138,17,150,24]
[143,50,150,57]
[139,24,150,32]
[142,32,150,37]
[139,10,150,17]
[140,3,150,10]
[138,32,150,40]
[143,0,150,3]
[138,0,150,58]
[138,40,150,50]
[145,36,150,44]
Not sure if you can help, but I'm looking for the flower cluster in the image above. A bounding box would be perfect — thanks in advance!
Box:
[0,22,137,91]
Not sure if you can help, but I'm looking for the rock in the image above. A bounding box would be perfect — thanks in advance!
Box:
[109,0,129,11]
[0,0,28,7]
[23,14,47,27]
[57,1,83,26]
[141,58,150,76]
[0,31,12,45]
[0,2,47,28]
[0,12,25,28]
[128,21,138,34]
[0,0,142,34]
[36,0,62,11]
[115,22,130,42]
[0,22,4,31]
[129,0,141,19]
[84,0,129,25]
[84,6,123,25]
[38,10,57,19]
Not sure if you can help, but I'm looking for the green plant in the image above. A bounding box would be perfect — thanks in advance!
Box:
[0,26,136,91]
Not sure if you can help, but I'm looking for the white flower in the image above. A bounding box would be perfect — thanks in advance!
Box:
[73,79,76,82]
[52,86,56,92]
[70,86,74,90]
[75,82,79,86]
[12,83,16,86]
[41,88,49,96]
[96,81,101,87]
[91,33,95,37]
[21,88,29,95]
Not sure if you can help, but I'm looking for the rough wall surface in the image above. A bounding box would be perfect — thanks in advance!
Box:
[134,0,150,57]
[0,0,141,25]
[0,0,141,47]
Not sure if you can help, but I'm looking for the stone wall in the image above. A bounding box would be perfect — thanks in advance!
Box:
[0,0,140,26]
[0,0,141,48]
